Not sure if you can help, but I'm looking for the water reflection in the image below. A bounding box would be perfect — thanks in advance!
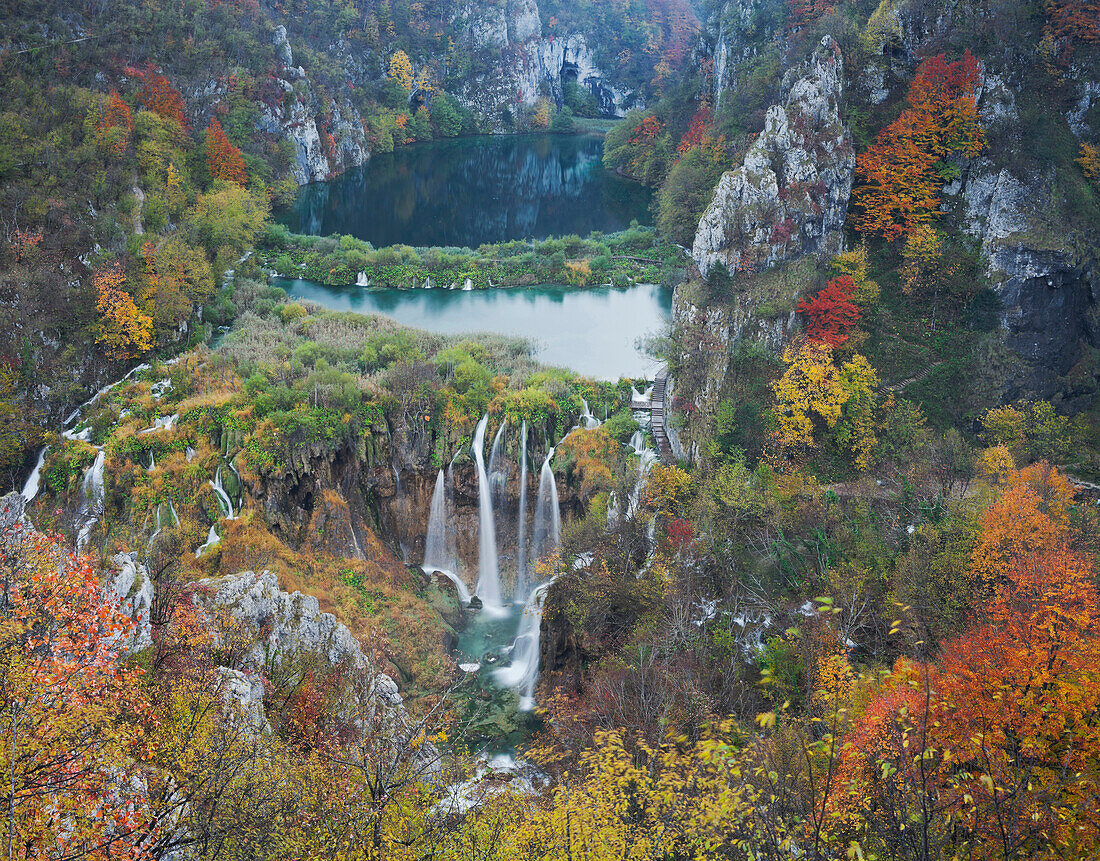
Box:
[278,134,652,248]
[278,280,671,381]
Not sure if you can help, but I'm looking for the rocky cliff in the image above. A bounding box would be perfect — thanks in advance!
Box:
[693,36,853,279]
[453,0,641,131]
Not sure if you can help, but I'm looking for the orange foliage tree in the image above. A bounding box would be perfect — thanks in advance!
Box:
[138,69,189,131]
[796,275,861,347]
[93,262,154,359]
[836,464,1100,858]
[94,92,133,157]
[853,52,984,239]
[0,527,153,857]
[1045,0,1100,56]
[205,118,248,185]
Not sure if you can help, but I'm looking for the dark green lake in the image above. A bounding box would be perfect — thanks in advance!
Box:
[279,279,671,380]
[278,134,652,248]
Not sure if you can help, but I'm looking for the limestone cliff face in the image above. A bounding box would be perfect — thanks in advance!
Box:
[257,26,370,185]
[959,160,1099,406]
[693,36,853,279]
[711,0,775,109]
[453,0,641,131]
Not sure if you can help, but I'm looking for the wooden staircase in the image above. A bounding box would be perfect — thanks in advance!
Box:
[650,370,673,464]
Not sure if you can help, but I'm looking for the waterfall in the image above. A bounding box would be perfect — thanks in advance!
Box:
[76,450,106,551]
[531,449,561,566]
[148,451,156,472]
[195,524,220,557]
[210,467,235,520]
[20,447,48,503]
[423,469,456,575]
[579,398,601,430]
[627,433,658,518]
[445,460,458,576]
[514,421,529,602]
[493,580,554,711]
[488,419,507,507]
[472,414,504,614]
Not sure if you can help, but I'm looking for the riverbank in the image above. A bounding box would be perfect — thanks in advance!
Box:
[258,224,685,290]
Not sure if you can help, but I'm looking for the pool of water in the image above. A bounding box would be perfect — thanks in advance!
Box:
[277,134,652,248]
[279,279,671,381]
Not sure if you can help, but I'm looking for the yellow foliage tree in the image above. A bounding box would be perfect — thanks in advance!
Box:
[532,97,551,129]
[388,50,414,90]
[93,263,154,359]
[830,241,880,307]
[771,342,879,469]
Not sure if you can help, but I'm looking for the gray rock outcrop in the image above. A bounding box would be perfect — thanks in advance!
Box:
[454,0,641,129]
[692,36,854,278]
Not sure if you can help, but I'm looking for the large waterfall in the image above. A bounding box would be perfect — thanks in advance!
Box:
[531,449,561,568]
[472,414,504,614]
[514,421,529,602]
[493,580,554,711]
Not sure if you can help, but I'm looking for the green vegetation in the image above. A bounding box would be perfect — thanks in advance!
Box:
[257,224,684,289]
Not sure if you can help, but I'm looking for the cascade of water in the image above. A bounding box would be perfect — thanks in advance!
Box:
[76,451,106,551]
[20,447,48,503]
[531,449,561,566]
[493,579,555,711]
[445,459,459,576]
[579,398,601,430]
[514,421,529,602]
[471,414,504,614]
[148,451,156,472]
[166,498,179,526]
[195,524,220,557]
[423,470,451,571]
[148,505,163,547]
[488,421,508,570]
[210,467,235,519]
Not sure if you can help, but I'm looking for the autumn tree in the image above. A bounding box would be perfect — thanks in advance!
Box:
[138,69,188,132]
[0,527,153,857]
[770,342,878,467]
[93,263,154,360]
[388,50,414,90]
[205,118,248,186]
[92,91,133,158]
[853,52,984,239]
[797,275,861,347]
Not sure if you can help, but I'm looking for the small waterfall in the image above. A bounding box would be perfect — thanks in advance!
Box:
[147,451,156,472]
[514,421,529,602]
[148,504,163,547]
[472,414,504,614]
[627,433,658,518]
[166,498,179,526]
[579,398,601,430]
[76,450,106,551]
[531,449,561,566]
[210,467,235,520]
[493,580,554,711]
[195,524,220,557]
[20,447,48,503]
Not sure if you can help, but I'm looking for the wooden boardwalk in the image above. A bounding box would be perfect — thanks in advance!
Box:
[631,368,673,463]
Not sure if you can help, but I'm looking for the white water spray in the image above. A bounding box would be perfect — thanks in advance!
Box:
[514,421,529,602]
[493,580,555,710]
[210,467,236,519]
[531,449,561,566]
[472,415,504,614]
[20,447,48,503]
